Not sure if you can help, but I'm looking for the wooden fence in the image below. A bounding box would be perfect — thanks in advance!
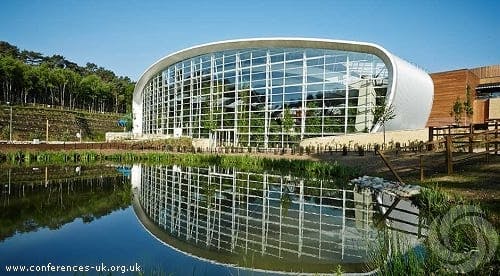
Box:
[378,121,499,180]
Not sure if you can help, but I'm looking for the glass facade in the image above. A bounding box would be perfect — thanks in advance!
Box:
[141,48,389,147]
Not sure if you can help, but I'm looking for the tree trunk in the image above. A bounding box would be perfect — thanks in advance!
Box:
[7,80,11,103]
[61,82,66,108]
[50,87,54,106]
[115,93,118,113]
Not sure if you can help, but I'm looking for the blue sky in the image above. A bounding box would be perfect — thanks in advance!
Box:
[1,0,499,81]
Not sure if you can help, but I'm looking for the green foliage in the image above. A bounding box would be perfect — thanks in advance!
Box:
[406,186,499,274]
[121,113,133,131]
[282,107,295,146]
[464,85,474,123]
[61,129,71,141]
[334,264,344,276]
[372,103,396,144]
[0,126,9,139]
[450,97,464,125]
[0,40,134,113]
[29,132,42,140]
[368,232,426,275]
[282,107,294,133]
[280,193,292,216]
[305,101,322,135]
[372,103,396,128]
[131,137,193,150]
[414,185,453,218]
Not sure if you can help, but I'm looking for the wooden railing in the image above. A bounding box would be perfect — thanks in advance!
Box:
[377,122,499,180]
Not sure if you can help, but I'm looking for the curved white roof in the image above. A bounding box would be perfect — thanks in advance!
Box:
[133,38,433,134]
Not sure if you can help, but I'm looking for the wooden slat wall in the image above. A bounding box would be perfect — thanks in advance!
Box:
[489,98,500,120]
[471,65,500,79]
[473,99,488,123]
[471,65,500,85]
[426,69,480,127]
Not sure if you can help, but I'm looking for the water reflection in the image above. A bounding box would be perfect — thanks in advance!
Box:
[0,165,131,241]
[134,165,405,273]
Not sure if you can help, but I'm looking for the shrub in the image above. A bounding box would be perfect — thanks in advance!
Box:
[342,145,348,156]
[357,145,365,156]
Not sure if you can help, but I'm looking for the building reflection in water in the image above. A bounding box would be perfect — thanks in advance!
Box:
[133,164,414,273]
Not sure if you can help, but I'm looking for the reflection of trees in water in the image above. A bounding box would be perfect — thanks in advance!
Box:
[0,175,132,241]
[0,164,120,184]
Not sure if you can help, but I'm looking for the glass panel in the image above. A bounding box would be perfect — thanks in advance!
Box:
[252,57,266,66]
[284,85,302,94]
[271,53,284,63]
[284,76,302,85]
[285,51,303,61]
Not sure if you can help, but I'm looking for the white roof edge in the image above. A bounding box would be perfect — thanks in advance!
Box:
[133,37,397,96]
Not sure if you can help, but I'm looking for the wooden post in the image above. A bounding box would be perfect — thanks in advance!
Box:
[419,154,424,181]
[469,124,474,154]
[376,149,404,183]
[46,119,49,143]
[485,132,489,163]
[428,126,434,151]
[495,121,498,155]
[446,134,453,175]
[45,166,48,187]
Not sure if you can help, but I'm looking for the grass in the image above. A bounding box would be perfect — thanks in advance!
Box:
[368,231,426,275]
[369,185,500,275]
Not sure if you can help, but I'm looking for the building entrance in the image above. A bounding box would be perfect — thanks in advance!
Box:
[213,129,236,147]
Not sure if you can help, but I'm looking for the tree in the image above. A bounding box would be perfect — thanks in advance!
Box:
[80,74,103,112]
[450,97,464,126]
[464,85,474,125]
[372,103,396,145]
[0,56,24,103]
[282,107,295,147]
[65,69,81,110]
[0,41,20,57]
[21,64,38,104]
[202,111,217,148]
[305,101,322,136]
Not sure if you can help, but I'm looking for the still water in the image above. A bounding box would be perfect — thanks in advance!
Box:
[0,164,422,275]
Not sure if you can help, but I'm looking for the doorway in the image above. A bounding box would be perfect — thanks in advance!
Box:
[214,129,236,147]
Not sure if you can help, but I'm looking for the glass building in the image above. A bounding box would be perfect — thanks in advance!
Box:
[133,38,433,147]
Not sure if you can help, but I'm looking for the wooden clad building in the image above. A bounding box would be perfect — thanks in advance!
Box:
[427,65,500,127]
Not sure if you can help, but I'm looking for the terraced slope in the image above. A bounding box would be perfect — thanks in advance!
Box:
[0,105,123,141]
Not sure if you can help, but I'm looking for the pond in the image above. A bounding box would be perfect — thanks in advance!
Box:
[0,164,423,275]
